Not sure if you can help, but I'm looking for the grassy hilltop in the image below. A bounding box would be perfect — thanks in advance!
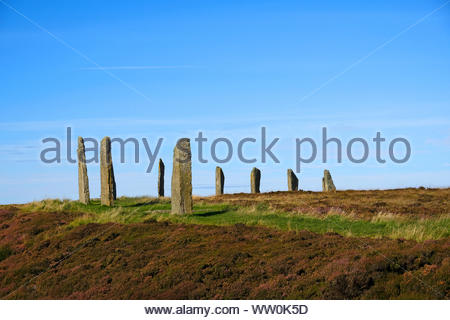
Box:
[0,188,448,299]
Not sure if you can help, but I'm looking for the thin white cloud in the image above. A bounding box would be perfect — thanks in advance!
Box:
[1,115,449,133]
[80,65,196,70]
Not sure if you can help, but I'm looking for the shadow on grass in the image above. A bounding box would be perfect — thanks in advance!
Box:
[193,210,228,217]
[123,200,162,208]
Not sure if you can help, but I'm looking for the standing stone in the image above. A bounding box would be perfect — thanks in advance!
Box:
[100,137,115,206]
[77,137,90,204]
[322,169,336,192]
[111,164,117,200]
[250,167,261,194]
[158,159,165,197]
[287,169,298,191]
[171,138,193,214]
[215,166,225,195]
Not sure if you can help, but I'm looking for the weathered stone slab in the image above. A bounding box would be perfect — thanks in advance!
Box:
[112,164,117,200]
[250,167,261,194]
[158,158,165,197]
[287,169,298,191]
[322,169,336,192]
[77,137,90,204]
[100,136,115,206]
[171,138,193,214]
[215,166,225,195]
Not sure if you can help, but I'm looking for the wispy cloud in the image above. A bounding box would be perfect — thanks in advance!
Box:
[80,65,197,70]
[1,115,449,133]
[0,0,153,102]
[290,0,450,107]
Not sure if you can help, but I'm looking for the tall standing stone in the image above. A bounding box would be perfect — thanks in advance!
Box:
[215,166,225,195]
[100,137,115,206]
[158,159,165,197]
[77,137,90,204]
[322,169,336,192]
[111,164,117,200]
[250,167,261,194]
[287,169,298,191]
[171,138,193,214]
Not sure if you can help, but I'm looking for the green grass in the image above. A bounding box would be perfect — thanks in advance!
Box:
[18,197,450,241]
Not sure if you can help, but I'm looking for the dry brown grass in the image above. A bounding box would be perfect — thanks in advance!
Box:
[197,188,450,220]
[1,213,448,299]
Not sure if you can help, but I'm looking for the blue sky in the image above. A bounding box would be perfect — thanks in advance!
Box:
[0,0,449,203]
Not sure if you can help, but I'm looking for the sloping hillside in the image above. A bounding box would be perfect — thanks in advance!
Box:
[0,189,448,299]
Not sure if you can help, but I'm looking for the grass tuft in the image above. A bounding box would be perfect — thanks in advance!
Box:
[15,194,450,242]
